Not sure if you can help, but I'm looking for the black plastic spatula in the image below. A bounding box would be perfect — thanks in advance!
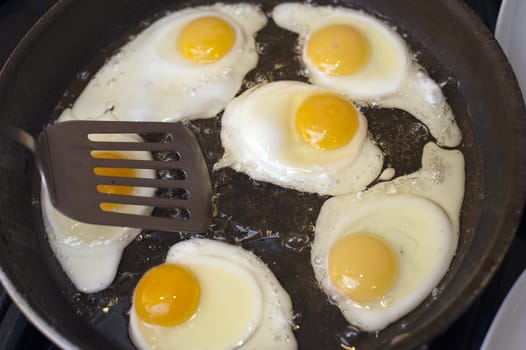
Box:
[2,120,212,232]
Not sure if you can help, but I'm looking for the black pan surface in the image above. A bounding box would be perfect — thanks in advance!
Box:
[0,0,525,349]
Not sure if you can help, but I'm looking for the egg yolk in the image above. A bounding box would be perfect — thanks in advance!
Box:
[306,24,370,76]
[177,16,236,64]
[295,93,360,150]
[134,264,200,327]
[92,151,136,212]
[328,233,399,303]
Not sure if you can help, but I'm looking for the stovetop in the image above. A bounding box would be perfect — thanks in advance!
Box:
[1,0,525,349]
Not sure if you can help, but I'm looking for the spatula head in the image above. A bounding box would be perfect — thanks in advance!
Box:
[37,120,212,232]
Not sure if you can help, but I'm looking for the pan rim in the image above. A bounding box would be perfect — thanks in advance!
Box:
[393,0,526,345]
[0,0,82,348]
[0,0,525,349]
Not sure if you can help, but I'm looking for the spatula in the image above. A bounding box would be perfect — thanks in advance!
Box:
[1,120,212,232]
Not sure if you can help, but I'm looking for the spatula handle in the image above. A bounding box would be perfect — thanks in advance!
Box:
[0,124,36,153]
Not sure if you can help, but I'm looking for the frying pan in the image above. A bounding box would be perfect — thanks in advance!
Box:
[0,0,525,349]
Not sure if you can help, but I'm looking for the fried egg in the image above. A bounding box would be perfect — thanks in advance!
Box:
[311,142,465,331]
[129,239,297,350]
[41,113,156,293]
[215,81,384,195]
[64,3,267,122]
[273,3,462,147]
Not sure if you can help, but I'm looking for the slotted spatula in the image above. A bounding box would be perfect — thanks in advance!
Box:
[1,120,212,232]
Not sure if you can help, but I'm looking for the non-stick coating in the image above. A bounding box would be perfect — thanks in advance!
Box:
[0,0,525,349]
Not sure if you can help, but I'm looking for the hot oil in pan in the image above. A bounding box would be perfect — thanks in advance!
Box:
[38,2,480,350]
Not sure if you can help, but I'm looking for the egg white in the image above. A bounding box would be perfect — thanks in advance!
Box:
[311,142,465,331]
[65,3,267,122]
[41,113,156,293]
[273,3,462,147]
[215,81,384,195]
[129,239,297,350]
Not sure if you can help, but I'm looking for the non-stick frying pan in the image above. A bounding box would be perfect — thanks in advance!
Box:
[0,0,525,349]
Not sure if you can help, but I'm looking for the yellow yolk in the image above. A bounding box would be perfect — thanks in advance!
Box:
[177,16,236,64]
[306,24,370,76]
[328,233,399,303]
[92,151,136,211]
[134,264,200,327]
[295,93,360,150]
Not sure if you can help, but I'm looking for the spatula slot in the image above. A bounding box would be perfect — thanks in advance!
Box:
[89,142,183,152]
[88,133,142,141]
[155,207,192,221]
[157,187,191,200]
[93,167,138,178]
[97,205,192,222]
[89,131,179,144]
[96,185,154,195]
[90,158,187,170]
[157,169,187,180]
[98,203,151,214]
[95,177,185,188]
[154,151,181,161]
[90,150,153,159]
[95,194,187,207]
